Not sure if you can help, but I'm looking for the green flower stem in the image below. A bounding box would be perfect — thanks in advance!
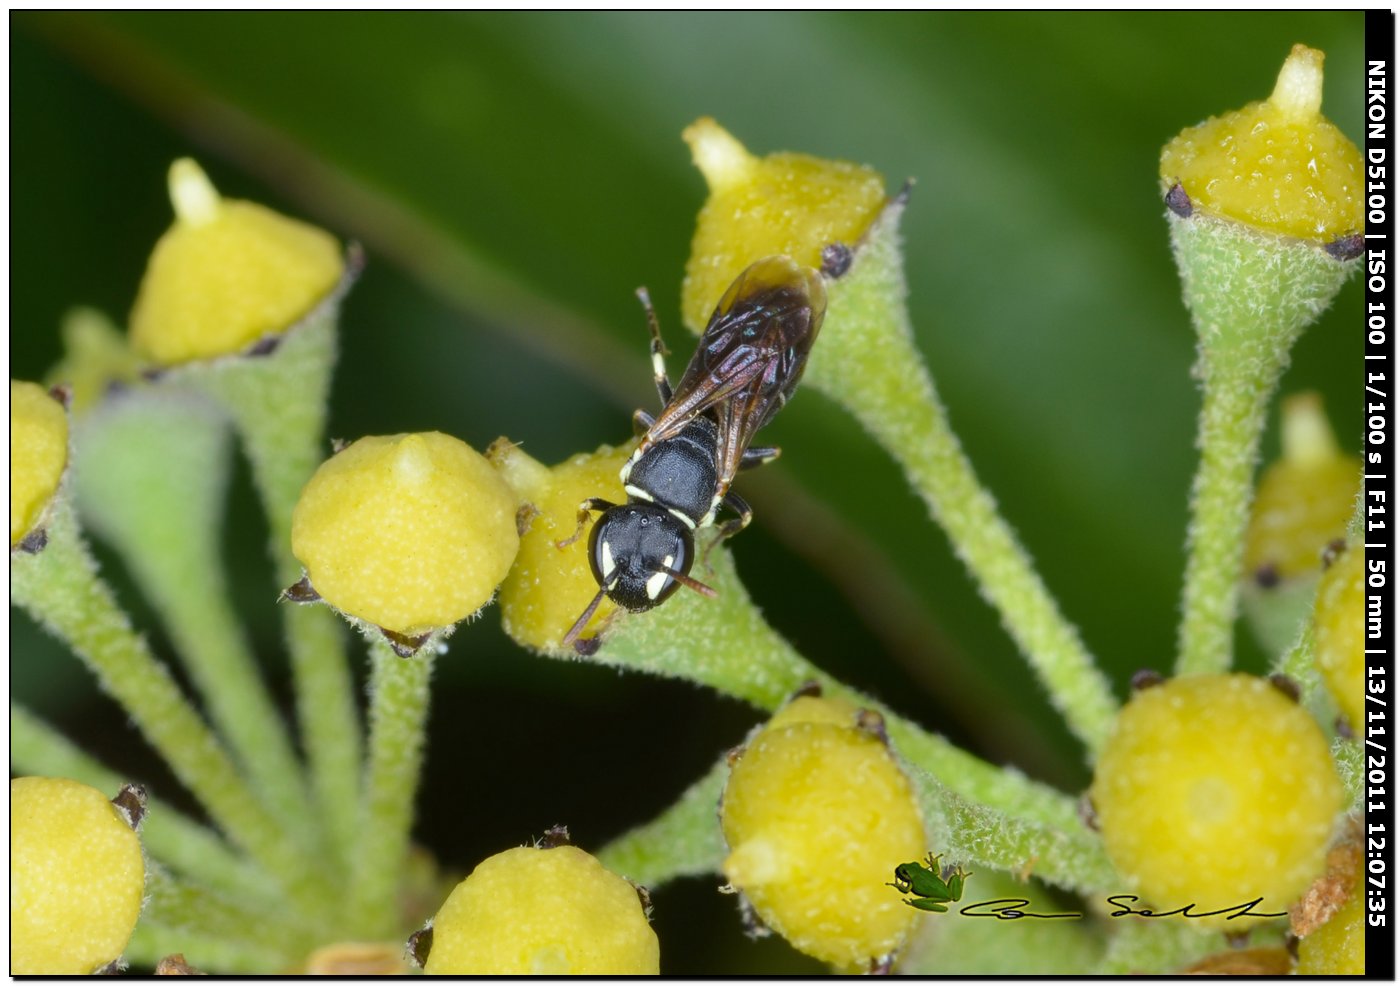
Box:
[10,501,330,915]
[806,204,1116,756]
[1177,353,1285,674]
[73,391,315,855]
[907,770,1114,893]
[596,758,729,886]
[601,540,1083,832]
[344,635,437,939]
[1167,214,1358,676]
[181,309,362,870]
[141,864,315,963]
[10,703,276,905]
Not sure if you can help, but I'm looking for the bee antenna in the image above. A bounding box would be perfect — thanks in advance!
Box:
[660,566,717,598]
[561,586,609,650]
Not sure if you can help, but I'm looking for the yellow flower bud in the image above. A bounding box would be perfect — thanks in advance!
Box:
[291,432,519,634]
[1160,45,1363,242]
[45,309,144,414]
[1313,543,1364,733]
[130,158,344,365]
[721,697,927,969]
[682,118,886,332]
[11,777,145,975]
[1090,674,1342,924]
[492,440,630,653]
[423,844,659,974]
[10,380,69,547]
[1243,393,1359,582]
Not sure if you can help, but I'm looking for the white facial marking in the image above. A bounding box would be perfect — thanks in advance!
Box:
[645,555,675,600]
[600,541,616,578]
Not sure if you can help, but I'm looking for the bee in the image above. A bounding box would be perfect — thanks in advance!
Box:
[561,255,827,652]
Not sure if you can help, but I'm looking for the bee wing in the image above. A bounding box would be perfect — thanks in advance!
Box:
[644,258,825,454]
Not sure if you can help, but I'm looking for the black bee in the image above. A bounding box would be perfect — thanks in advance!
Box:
[561,255,827,652]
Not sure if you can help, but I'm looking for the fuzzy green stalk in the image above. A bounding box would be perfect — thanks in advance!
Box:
[10,703,275,906]
[141,864,316,963]
[1167,214,1358,676]
[803,203,1117,757]
[906,769,1115,893]
[10,499,330,916]
[180,308,363,870]
[73,389,316,854]
[600,539,1084,834]
[596,758,730,886]
[344,635,437,939]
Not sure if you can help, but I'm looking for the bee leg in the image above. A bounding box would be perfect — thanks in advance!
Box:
[555,497,614,549]
[636,286,673,405]
[632,409,655,436]
[739,445,780,471]
[701,491,754,567]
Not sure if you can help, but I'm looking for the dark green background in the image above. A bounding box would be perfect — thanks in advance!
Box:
[10,12,1365,973]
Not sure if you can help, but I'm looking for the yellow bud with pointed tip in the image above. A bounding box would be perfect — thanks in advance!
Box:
[1160,45,1362,242]
[493,441,630,653]
[11,381,68,546]
[291,432,519,634]
[130,158,344,365]
[721,697,926,970]
[11,777,146,975]
[1091,674,1342,925]
[1313,543,1364,733]
[682,118,886,332]
[1244,393,1359,582]
[424,844,659,974]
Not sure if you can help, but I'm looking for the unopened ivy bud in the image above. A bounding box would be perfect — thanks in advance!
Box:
[290,432,519,635]
[682,118,886,333]
[1090,674,1342,925]
[130,158,345,365]
[720,696,927,970]
[1245,394,1359,582]
[422,844,659,974]
[1161,44,1362,242]
[11,777,146,975]
[1313,542,1364,733]
[11,380,69,548]
[1241,394,1359,654]
[492,440,631,654]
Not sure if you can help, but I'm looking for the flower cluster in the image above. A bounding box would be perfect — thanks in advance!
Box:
[10,40,1365,977]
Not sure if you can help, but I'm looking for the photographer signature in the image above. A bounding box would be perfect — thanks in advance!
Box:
[957,896,1287,921]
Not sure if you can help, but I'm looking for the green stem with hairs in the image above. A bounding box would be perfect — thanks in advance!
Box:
[806,204,1117,757]
[344,635,437,939]
[72,390,316,856]
[10,703,276,906]
[600,539,1085,834]
[179,311,363,871]
[10,501,330,916]
[1166,213,1358,676]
